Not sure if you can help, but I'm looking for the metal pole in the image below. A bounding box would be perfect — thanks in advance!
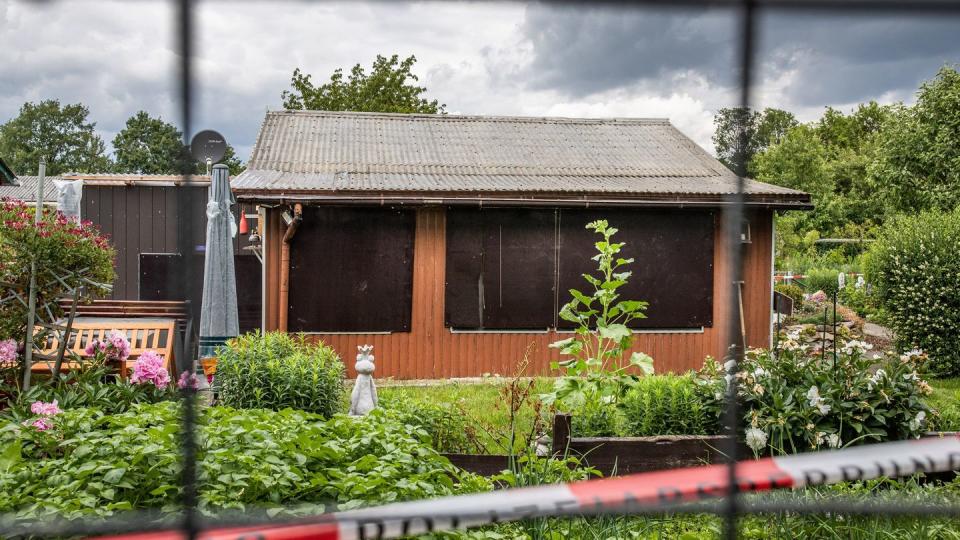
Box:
[21,157,46,390]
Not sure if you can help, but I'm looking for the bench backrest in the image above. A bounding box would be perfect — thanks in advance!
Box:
[39,319,177,378]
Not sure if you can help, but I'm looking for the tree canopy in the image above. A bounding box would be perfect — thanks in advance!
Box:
[113,111,244,175]
[112,111,184,174]
[0,100,110,176]
[870,66,960,213]
[711,107,797,175]
[281,54,445,114]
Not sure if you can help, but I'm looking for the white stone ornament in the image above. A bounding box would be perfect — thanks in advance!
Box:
[838,272,846,290]
[349,344,378,416]
[856,275,865,290]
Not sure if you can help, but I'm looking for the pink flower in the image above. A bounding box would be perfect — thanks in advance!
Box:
[23,417,53,431]
[0,339,18,364]
[107,330,130,362]
[177,371,201,390]
[130,350,170,389]
[30,399,62,416]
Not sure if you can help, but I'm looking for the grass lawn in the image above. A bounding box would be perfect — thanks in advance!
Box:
[929,378,960,431]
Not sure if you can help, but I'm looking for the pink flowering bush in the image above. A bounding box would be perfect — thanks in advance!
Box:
[130,350,170,389]
[30,399,62,416]
[177,370,201,390]
[0,338,18,365]
[20,399,62,433]
[84,330,131,363]
[23,417,53,432]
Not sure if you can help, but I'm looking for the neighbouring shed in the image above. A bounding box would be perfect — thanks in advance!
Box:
[1,170,262,333]
[232,110,812,379]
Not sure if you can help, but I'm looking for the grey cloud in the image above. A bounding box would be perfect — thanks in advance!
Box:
[519,4,960,107]
[521,4,737,97]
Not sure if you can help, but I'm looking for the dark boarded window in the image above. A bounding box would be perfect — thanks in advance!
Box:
[288,206,415,332]
[445,208,557,329]
[557,209,715,329]
[445,207,715,330]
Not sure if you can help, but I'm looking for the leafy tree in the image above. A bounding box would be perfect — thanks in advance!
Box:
[112,111,244,176]
[0,100,110,176]
[871,66,960,213]
[112,111,184,174]
[712,107,797,175]
[281,54,445,114]
[195,144,244,176]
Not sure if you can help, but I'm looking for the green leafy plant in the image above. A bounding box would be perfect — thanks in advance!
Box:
[0,402,484,522]
[378,394,479,454]
[866,208,960,376]
[803,267,841,295]
[541,220,653,411]
[774,283,804,306]
[214,331,345,418]
[698,341,934,456]
[618,374,717,437]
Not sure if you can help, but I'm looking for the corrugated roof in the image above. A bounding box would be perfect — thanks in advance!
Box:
[0,176,60,202]
[233,110,809,206]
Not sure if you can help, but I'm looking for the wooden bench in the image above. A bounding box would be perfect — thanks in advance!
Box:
[34,318,177,379]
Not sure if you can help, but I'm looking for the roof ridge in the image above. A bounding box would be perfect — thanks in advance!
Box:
[267,109,672,125]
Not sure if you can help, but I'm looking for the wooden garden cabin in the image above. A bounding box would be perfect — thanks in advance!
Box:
[233,110,811,379]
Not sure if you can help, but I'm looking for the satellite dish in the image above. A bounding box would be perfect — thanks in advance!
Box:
[190,130,227,163]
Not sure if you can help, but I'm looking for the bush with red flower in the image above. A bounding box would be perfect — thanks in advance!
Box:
[0,198,115,342]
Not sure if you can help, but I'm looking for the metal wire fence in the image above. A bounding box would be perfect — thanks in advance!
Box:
[6,0,960,538]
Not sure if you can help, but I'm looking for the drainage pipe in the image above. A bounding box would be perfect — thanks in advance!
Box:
[278,203,302,332]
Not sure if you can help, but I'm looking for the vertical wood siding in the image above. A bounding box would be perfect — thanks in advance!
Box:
[264,206,774,379]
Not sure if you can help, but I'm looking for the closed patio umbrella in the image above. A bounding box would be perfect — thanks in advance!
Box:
[198,164,239,365]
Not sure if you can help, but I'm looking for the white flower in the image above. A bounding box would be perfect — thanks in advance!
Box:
[753,383,765,396]
[903,371,919,382]
[909,411,927,432]
[807,386,831,415]
[814,432,826,447]
[745,428,768,452]
[900,348,924,362]
[841,340,873,356]
[753,367,767,378]
[867,368,886,390]
[826,433,842,448]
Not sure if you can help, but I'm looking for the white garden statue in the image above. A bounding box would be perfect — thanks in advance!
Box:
[349,344,378,416]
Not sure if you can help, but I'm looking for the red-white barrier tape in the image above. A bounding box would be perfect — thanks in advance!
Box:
[100,435,960,540]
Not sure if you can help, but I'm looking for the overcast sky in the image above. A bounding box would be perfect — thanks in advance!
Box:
[1,1,958,163]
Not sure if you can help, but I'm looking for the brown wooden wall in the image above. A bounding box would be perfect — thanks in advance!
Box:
[264,206,773,379]
[82,185,261,305]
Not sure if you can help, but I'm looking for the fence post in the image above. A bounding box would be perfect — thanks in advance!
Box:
[552,413,572,457]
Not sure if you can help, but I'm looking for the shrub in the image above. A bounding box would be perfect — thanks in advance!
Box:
[698,342,934,456]
[0,200,115,341]
[618,375,717,437]
[774,283,804,306]
[0,402,481,522]
[379,394,477,453]
[215,331,345,418]
[803,267,840,295]
[866,209,960,376]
